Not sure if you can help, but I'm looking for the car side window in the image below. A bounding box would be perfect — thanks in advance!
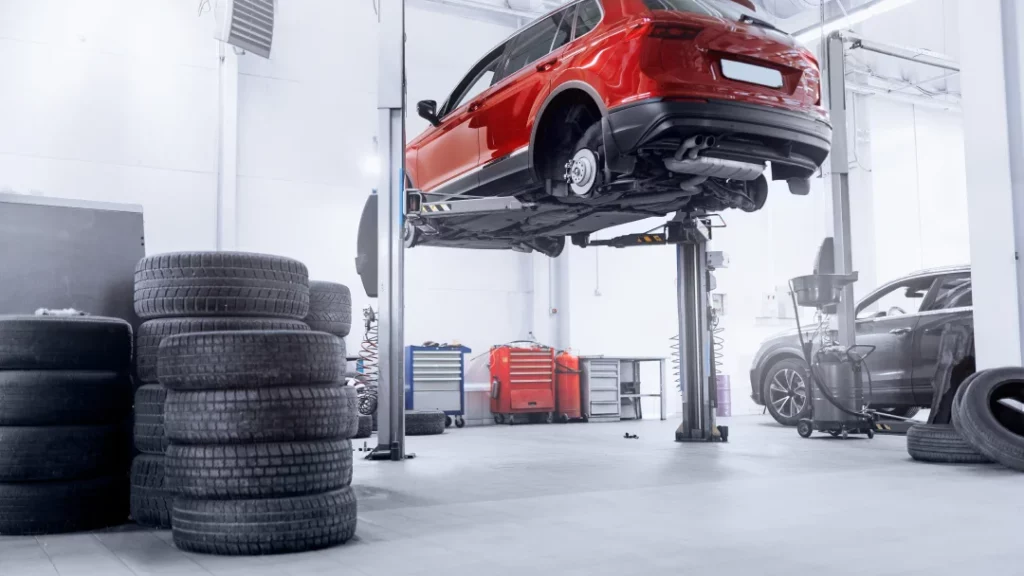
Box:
[855,277,933,320]
[499,9,568,80]
[442,43,508,117]
[573,0,602,39]
[642,0,714,14]
[926,273,972,311]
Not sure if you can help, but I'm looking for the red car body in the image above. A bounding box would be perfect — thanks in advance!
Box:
[406,0,831,256]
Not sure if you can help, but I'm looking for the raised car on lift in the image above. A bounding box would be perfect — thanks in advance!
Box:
[750,265,975,426]
[405,0,831,256]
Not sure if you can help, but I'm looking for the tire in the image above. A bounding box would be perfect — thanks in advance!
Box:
[166,439,352,499]
[951,371,982,431]
[0,315,132,372]
[165,385,350,444]
[906,424,992,464]
[763,358,810,426]
[0,425,127,482]
[131,455,173,529]
[0,371,131,426]
[304,282,352,338]
[956,367,1024,471]
[354,414,372,439]
[158,331,344,390]
[134,385,168,455]
[136,318,309,384]
[406,411,445,436]
[0,476,128,535]
[341,386,359,439]
[172,487,357,555]
[134,252,310,320]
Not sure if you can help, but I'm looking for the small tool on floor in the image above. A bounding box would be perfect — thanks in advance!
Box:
[624,433,639,440]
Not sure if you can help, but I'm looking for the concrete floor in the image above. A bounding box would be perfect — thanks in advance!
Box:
[1,415,1019,576]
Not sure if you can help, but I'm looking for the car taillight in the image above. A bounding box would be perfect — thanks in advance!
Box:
[648,23,702,40]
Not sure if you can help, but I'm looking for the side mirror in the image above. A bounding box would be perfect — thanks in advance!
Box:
[417,100,440,127]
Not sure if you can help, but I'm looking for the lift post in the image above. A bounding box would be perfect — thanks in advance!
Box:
[673,219,718,442]
[371,0,406,461]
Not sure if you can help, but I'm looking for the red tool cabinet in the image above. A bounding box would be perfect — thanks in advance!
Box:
[489,344,555,424]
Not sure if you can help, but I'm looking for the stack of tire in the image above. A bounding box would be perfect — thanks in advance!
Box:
[130,252,311,529]
[0,316,133,534]
[302,281,366,440]
[160,330,358,555]
[908,367,1024,471]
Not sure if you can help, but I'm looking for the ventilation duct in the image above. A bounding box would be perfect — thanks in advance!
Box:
[755,0,835,19]
[214,0,275,59]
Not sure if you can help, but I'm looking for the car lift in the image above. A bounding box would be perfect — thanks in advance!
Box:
[822,31,961,436]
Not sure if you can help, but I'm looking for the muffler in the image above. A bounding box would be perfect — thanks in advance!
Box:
[664,156,765,181]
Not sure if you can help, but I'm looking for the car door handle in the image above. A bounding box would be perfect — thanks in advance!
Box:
[536,58,559,72]
[889,328,911,336]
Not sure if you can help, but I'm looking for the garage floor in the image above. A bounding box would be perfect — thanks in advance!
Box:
[1,415,1017,576]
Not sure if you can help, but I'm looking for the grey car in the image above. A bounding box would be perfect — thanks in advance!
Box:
[749,265,974,426]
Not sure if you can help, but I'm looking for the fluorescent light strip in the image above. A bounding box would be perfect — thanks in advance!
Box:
[793,0,920,45]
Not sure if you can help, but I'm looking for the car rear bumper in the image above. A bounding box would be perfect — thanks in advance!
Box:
[606,98,832,179]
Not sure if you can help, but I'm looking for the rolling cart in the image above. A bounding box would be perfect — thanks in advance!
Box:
[405,345,471,428]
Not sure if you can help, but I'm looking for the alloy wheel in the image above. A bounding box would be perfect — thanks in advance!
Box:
[768,368,808,419]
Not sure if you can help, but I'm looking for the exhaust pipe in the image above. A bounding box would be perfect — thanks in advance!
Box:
[675,135,713,160]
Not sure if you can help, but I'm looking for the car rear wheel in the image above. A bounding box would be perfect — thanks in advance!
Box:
[763,358,810,426]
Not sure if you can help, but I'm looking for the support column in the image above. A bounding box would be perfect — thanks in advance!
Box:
[549,252,571,350]
[216,45,239,251]
[958,0,1024,368]
[374,0,406,460]
[825,33,856,347]
[675,222,715,442]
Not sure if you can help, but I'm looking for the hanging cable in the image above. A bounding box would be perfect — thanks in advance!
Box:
[357,306,379,416]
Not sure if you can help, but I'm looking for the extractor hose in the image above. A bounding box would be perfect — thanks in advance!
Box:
[789,283,874,422]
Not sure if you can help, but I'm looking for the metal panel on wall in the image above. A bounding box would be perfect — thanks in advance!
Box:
[0,194,145,329]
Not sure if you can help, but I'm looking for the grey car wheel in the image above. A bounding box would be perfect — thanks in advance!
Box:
[764,358,810,426]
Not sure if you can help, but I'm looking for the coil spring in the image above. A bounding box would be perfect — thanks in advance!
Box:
[357,306,379,416]
[711,308,724,377]
[670,334,680,390]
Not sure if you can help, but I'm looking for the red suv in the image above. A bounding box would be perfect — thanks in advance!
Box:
[406,0,831,257]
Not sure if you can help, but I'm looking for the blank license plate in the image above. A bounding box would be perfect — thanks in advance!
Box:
[721,59,784,88]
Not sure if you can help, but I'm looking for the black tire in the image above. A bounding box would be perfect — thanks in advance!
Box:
[136,318,309,384]
[406,411,445,436]
[0,371,131,426]
[951,371,982,431]
[341,386,360,439]
[172,487,357,556]
[956,367,1024,471]
[134,252,310,320]
[158,331,344,390]
[166,439,352,499]
[0,425,127,482]
[763,358,810,426]
[134,385,168,455]
[165,385,351,444]
[0,476,128,535]
[906,424,992,464]
[304,282,352,338]
[131,455,173,529]
[0,315,132,372]
[354,414,372,439]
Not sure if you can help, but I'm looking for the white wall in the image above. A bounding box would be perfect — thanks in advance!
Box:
[0,0,530,355]
[0,0,220,254]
